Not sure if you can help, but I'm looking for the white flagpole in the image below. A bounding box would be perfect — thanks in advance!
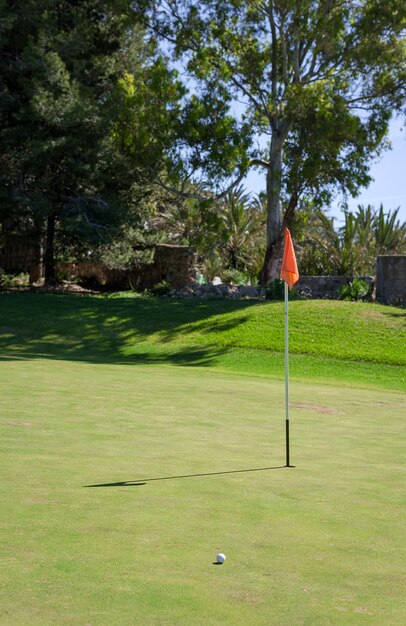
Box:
[284,281,291,467]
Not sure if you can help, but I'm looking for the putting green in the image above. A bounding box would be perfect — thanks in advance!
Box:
[1,358,405,625]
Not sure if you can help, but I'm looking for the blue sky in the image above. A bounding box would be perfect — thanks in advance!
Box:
[244,116,406,226]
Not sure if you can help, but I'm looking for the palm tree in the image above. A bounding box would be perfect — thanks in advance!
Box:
[301,209,353,275]
[302,204,406,276]
[219,186,265,273]
[374,205,406,255]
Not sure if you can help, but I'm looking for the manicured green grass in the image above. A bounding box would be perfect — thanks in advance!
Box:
[0,292,405,390]
[1,358,405,625]
[0,293,405,623]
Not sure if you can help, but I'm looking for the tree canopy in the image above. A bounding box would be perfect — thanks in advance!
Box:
[0,0,181,281]
[134,0,406,280]
[1,1,405,285]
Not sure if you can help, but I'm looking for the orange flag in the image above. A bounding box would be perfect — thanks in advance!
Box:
[280,227,299,289]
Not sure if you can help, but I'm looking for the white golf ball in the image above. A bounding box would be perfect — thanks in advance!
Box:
[216,553,226,564]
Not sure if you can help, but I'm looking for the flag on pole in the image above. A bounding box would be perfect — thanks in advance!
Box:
[280,227,299,288]
[280,227,299,467]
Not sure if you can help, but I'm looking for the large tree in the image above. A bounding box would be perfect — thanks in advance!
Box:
[135,0,406,282]
[0,0,178,282]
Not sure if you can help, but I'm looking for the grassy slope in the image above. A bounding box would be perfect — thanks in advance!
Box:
[0,292,405,390]
[1,359,405,625]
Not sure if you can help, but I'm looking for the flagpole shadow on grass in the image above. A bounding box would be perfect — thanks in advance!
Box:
[84,465,286,488]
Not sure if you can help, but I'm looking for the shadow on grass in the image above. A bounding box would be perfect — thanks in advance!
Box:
[382,309,406,325]
[0,346,226,368]
[84,465,286,488]
[0,292,263,367]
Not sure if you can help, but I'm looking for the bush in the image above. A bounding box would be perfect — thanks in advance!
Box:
[150,280,173,296]
[338,279,371,301]
[265,278,299,300]
[221,268,251,285]
[0,270,29,289]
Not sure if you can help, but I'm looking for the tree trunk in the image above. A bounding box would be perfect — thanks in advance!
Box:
[229,247,237,269]
[44,212,57,285]
[29,218,45,286]
[29,242,45,285]
[260,135,283,284]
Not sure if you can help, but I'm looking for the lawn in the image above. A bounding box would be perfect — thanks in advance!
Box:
[0,293,405,624]
[0,292,405,390]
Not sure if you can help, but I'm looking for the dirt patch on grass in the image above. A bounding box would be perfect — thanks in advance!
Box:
[359,307,406,328]
[353,607,373,615]
[292,402,338,415]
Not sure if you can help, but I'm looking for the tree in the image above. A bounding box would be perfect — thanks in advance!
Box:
[218,186,265,273]
[0,1,177,282]
[301,204,406,275]
[151,183,265,281]
[299,209,356,275]
[374,204,406,255]
[134,0,406,282]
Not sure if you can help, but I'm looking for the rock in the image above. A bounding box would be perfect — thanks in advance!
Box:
[238,286,260,298]
[178,286,196,298]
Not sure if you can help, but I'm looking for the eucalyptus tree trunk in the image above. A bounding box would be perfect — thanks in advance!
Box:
[260,120,289,284]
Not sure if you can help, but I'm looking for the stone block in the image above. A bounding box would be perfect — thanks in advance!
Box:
[376,256,406,305]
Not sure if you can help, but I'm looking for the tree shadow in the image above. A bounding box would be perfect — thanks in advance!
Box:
[0,292,262,367]
[382,309,406,326]
[84,465,285,488]
[0,346,226,368]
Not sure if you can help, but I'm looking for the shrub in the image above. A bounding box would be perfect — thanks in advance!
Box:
[265,278,299,300]
[338,278,371,301]
[221,268,251,285]
[0,270,29,289]
[150,280,173,296]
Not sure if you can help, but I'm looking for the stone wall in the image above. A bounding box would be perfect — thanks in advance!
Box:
[57,244,196,290]
[296,275,374,300]
[174,276,374,300]
[57,262,131,289]
[376,255,406,306]
[176,283,264,299]
[153,244,195,288]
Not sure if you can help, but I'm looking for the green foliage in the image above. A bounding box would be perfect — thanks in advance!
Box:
[301,204,406,275]
[174,91,253,188]
[265,278,298,301]
[135,0,406,281]
[94,224,158,271]
[374,204,406,254]
[265,279,285,301]
[149,280,173,296]
[338,279,371,302]
[155,184,265,283]
[0,270,29,289]
[150,183,223,257]
[0,1,180,281]
[221,268,250,286]
[112,60,185,172]
[1,1,405,286]
[217,186,266,274]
